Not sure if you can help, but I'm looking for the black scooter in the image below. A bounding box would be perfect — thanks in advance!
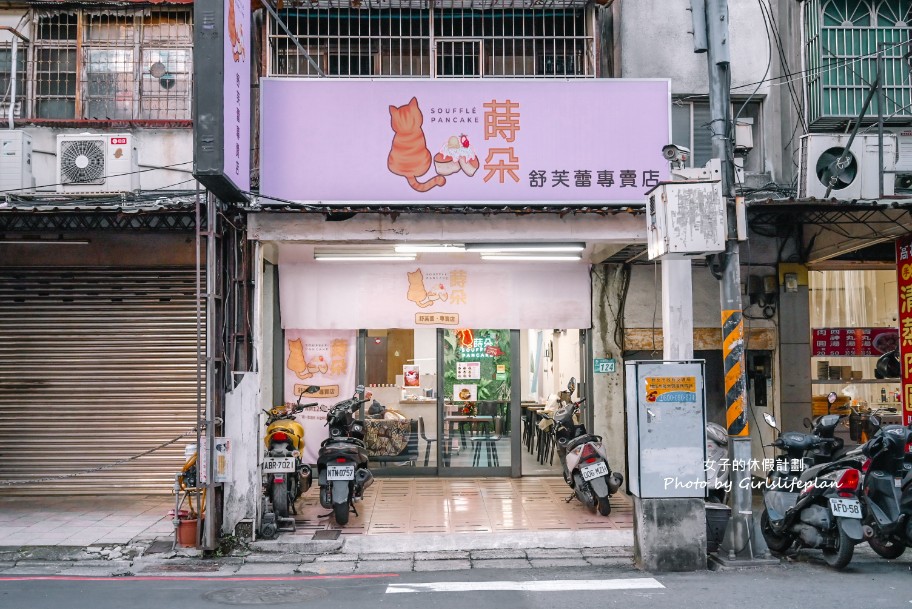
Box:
[857,424,912,559]
[760,413,865,570]
[316,387,373,526]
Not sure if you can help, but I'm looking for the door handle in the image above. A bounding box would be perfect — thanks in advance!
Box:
[646,408,657,423]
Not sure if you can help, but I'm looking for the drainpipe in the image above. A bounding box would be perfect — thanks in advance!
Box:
[0,27,29,129]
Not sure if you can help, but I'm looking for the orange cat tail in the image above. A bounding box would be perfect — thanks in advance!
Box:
[406,174,446,192]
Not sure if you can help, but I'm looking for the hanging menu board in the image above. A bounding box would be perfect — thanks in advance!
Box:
[811,328,899,357]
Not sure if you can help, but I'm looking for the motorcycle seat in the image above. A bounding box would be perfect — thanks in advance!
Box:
[778,432,820,451]
[566,434,601,452]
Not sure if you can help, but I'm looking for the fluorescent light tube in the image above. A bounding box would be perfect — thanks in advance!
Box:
[466,242,585,253]
[481,254,583,262]
[394,244,466,253]
[314,254,416,262]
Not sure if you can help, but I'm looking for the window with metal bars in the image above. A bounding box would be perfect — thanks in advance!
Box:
[267,4,596,78]
[32,8,192,121]
[671,98,764,173]
[0,44,27,120]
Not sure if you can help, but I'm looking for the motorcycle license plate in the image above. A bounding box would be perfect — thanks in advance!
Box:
[327,465,355,480]
[581,461,609,481]
[829,497,862,519]
[263,457,295,473]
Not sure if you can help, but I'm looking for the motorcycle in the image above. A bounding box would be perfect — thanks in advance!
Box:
[551,378,623,516]
[705,421,729,503]
[259,385,319,538]
[856,424,912,559]
[316,386,373,526]
[759,412,865,569]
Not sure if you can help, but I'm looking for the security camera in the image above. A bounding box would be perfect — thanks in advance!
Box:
[662,144,691,164]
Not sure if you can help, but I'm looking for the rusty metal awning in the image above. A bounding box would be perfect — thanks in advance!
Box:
[747,196,912,263]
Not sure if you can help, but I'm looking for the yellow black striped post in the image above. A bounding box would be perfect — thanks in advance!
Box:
[722,308,748,436]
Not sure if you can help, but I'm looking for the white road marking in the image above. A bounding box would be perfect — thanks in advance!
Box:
[386,578,665,594]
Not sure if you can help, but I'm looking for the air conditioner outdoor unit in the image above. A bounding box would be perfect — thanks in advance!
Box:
[798,133,897,200]
[0,130,33,194]
[56,133,139,193]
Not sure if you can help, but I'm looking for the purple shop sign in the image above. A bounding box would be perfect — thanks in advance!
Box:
[223,0,250,192]
[260,79,670,204]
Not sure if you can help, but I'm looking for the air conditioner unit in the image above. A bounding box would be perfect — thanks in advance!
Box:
[0,130,33,194]
[56,133,139,193]
[798,133,897,200]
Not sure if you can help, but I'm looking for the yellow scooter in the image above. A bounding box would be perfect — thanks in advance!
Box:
[260,385,319,538]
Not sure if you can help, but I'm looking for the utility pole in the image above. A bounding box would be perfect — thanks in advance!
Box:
[691,0,771,563]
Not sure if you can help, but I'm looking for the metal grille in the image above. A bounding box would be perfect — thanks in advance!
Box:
[267,1,595,78]
[0,268,204,495]
[32,7,193,120]
[805,0,912,127]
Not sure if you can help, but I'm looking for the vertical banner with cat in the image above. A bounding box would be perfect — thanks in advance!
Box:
[284,329,357,464]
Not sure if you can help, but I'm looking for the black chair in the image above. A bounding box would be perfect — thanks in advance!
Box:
[418,416,437,467]
[470,416,502,467]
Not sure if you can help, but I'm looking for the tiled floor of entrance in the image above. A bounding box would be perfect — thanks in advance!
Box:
[293,477,633,536]
[0,477,632,546]
[0,495,175,547]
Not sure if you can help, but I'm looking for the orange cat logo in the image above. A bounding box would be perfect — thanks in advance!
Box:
[388,98,447,193]
[406,269,448,308]
[227,0,246,63]
[286,338,329,380]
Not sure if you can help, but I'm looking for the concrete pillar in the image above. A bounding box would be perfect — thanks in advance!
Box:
[630,259,706,572]
[633,497,707,571]
[662,259,694,360]
[778,272,812,432]
[591,265,628,480]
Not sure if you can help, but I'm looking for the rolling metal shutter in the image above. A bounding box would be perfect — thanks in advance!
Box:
[0,268,204,495]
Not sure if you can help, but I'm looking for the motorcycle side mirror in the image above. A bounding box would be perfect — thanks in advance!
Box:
[763,412,779,430]
[827,391,838,405]
[567,377,576,396]
[303,385,321,394]
[886,407,898,413]
[803,417,812,430]
[870,415,880,428]
[355,384,365,394]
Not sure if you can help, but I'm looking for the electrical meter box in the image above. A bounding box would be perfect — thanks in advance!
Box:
[645,180,726,260]
[625,360,707,499]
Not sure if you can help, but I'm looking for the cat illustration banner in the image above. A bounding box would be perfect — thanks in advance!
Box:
[261,79,670,204]
[284,329,357,464]
[278,263,590,329]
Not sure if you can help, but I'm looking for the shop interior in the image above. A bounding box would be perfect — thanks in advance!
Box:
[359,328,582,476]
[809,269,903,443]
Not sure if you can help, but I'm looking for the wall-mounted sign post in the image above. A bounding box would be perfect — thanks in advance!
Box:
[193,0,251,202]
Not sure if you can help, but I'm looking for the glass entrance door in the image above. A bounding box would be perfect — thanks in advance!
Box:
[438,329,515,475]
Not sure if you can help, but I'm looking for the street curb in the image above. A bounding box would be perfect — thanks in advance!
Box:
[246,539,344,554]
[342,529,633,554]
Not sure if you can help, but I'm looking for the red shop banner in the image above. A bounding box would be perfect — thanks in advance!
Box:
[898,234,912,425]
[811,327,899,357]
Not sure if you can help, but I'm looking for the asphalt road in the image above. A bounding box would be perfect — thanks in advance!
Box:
[1,559,909,609]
